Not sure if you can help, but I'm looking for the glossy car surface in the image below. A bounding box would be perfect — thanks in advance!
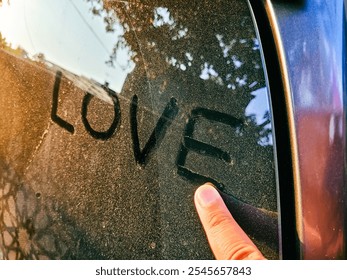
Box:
[253,0,346,259]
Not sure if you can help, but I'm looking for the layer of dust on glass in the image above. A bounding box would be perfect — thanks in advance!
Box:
[0,0,278,259]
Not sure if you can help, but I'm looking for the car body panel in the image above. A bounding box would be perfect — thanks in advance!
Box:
[268,0,346,259]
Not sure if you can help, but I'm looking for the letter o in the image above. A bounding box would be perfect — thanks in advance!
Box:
[81,92,121,140]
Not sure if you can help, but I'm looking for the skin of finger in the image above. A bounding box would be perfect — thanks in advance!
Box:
[194,184,266,260]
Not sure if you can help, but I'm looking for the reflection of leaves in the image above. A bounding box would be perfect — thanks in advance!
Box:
[85,0,265,93]
[0,33,11,49]
[0,32,28,58]
[0,33,7,48]
[245,110,272,146]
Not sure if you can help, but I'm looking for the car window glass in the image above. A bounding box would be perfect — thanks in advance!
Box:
[0,0,279,259]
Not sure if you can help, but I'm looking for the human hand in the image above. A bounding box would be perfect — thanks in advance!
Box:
[194,183,266,260]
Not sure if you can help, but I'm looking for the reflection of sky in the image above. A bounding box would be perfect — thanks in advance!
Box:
[245,87,273,146]
[0,0,131,93]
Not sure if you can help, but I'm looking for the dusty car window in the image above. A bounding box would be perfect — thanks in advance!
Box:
[0,0,278,259]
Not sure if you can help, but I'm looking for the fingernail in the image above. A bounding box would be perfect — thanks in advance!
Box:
[196,184,220,208]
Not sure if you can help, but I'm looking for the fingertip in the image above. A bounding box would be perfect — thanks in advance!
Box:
[195,183,221,208]
[194,183,267,260]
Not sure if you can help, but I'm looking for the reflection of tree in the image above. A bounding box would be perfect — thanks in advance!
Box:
[87,1,263,88]
[0,33,28,58]
[85,0,271,143]
[0,33,11,50]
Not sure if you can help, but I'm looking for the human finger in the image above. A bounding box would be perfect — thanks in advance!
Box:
[194,183,266,260]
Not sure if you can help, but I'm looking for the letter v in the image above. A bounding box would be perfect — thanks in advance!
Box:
[130,94,179,166]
